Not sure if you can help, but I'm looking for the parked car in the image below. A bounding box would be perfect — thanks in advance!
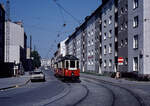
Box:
[30,70,45,82]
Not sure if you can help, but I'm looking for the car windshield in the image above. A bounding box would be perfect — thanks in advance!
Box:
[34,72,42,74]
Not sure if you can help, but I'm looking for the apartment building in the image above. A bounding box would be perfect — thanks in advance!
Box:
[128,0,150,75]
[65,35,74,56]
[80,24,87,72]
[101,0,117,73]
[65,8,102,73]
[118,0,128,73]
[0,4,5,63]
[4,21,27,75]
[55,0,150,77]
[74,29,82,70]
[86,16,97,73]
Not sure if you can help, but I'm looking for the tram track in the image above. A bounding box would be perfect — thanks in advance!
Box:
[42,83,72,106]
[72,84,89,106]
[82,79,115,106]
[42,82,89,106]
[82,76,145,106]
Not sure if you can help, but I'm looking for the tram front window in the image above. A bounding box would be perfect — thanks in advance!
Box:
[77,61,79,69]
[70,60,75,68]
[66,61,69,68]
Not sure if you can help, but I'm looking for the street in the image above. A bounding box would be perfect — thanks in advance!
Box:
[0,69,150,106]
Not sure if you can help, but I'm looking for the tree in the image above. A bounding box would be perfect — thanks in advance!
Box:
[31,50,41,69]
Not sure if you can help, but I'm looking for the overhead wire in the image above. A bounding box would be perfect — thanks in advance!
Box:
[47,0,83,59]
[53,0,81,25]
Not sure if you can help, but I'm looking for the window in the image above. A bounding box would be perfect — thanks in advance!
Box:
[77,61,79,68]
[91,59,94,65]
[109,30,112,38]
[104,45,107,55]
[88,32,91,36]
[125,38,128,45]
[104,20,107,28]
[121,40,123,47]
[91,50,94,55]
[121,24,123,30]
[109,44,112,53]
[125,4,128,12]
[104,60,107,67]
[125,22,128,29]
[109,16,112,24]
[88,50,90,56]
[88,60,90,65]
[109,59,112,67]
[88,41,90,46]
[121,8,124,14]
[133,16,138,28]
[133,57,138,71]
[91,29,94,35]
[65,61,69,68]
[91,39,94,45]
[133,35,138,49]
[133,0,138,9]
[104,32,107,40]
[70,61,75,68]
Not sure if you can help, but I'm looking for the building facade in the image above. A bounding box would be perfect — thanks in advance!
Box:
[54,0,150,76]
[0,4,5,63]
[128,0,150,75]
[74,29,82,70]
[86,15,97,73]
[101,0,117,73]
[4,21,27,75]
[118,0,128,73]
[80,24,87,72]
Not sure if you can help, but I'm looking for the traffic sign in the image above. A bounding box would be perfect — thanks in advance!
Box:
[118,57,124,64]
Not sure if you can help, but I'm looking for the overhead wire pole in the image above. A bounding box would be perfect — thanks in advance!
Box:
[6,0,11,62]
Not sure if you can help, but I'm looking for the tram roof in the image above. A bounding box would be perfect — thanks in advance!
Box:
[58,55,79,62]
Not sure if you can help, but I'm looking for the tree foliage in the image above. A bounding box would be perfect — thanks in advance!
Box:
[31,50,41,69]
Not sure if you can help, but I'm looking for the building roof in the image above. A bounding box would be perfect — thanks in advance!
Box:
[0,3,5,11]
[65,0,110,44]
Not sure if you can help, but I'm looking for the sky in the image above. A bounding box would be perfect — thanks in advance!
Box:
[0,0,102,59]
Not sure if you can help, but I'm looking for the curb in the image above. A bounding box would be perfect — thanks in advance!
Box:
[0,79,30,91]
[81,73,150,86]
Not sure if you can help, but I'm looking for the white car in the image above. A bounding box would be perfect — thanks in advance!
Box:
[30,71,45,82]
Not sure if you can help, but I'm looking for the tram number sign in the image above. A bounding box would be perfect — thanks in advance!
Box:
[118,57,124,65]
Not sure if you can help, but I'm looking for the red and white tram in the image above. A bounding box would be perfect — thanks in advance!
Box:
[54,55,80,80]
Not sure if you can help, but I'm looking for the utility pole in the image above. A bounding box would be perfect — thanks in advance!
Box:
[5,0,10,62]
[30,35,32,58]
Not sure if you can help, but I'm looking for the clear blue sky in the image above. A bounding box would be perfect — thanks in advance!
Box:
[0,0,101,58]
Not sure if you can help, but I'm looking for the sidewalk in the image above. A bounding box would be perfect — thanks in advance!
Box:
[81,73,150,85]
[0,72,30,90]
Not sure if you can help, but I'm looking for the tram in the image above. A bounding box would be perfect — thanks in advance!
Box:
[54,55,80,80]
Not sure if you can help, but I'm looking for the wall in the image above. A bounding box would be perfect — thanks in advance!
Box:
[102,0,115,73]
[9,45,20,64]
[143,0,150,74]
[128,0,144,74]
[0,5,5,63]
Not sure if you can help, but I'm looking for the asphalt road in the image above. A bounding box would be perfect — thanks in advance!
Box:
[0,68,149,106]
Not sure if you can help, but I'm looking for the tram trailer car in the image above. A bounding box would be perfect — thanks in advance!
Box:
[55,55,80,80]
